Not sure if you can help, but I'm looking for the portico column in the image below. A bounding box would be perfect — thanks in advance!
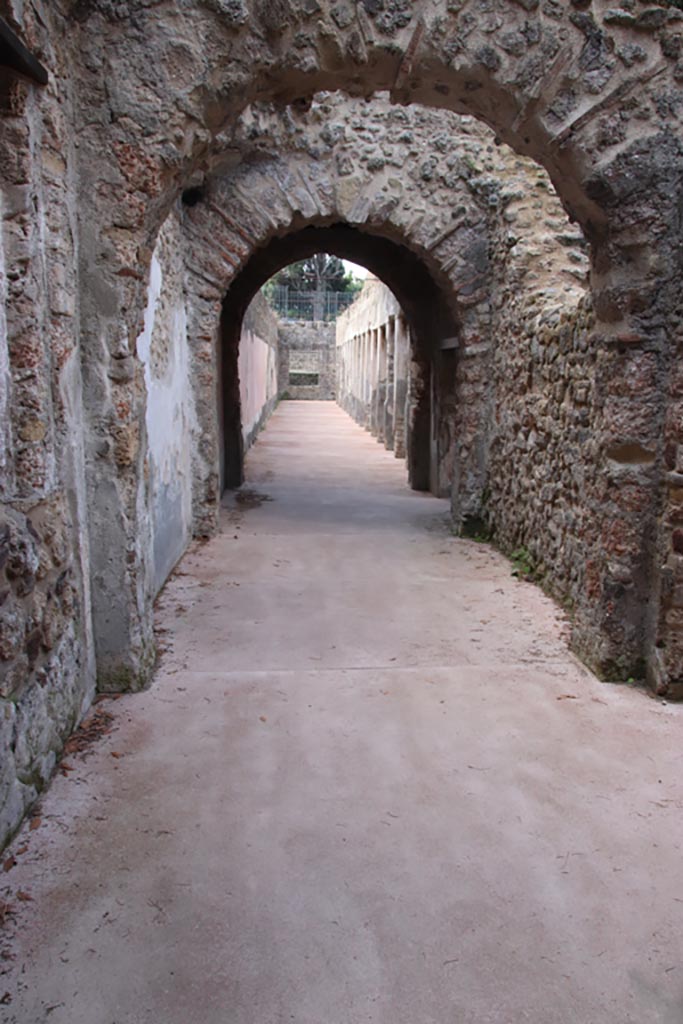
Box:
[393,314,408,460]
[362,331,370,426]
[375,325,387,443]
[384,316,395,450]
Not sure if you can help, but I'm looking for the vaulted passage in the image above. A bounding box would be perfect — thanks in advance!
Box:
[6,15,683,846]
[220,227,455,496]
[4,401,683,1022]
[5,3,683,1012]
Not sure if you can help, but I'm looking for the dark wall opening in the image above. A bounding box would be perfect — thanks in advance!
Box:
[219,222,460,494]
[219,300,245,490]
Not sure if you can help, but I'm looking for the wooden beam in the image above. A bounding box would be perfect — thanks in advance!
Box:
[0,17,48,86]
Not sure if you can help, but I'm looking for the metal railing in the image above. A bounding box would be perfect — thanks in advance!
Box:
[266,286,356,322]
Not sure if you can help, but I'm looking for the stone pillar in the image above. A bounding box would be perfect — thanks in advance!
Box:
[339,338,347,409]
[350,336,357,418]
[353,335,359,419]
[369,328,379,436]
[384,316,396,450]
[358,333,364,422]
[407,342,431,492]
[361,331,369,425]
[364,329,371,430]
[393,314,408,460]
[375,325,388,444]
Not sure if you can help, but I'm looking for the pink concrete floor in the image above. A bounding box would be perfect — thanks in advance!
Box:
[2,401,683,1024]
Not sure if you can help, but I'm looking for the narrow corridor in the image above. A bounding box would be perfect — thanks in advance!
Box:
[4,403,683,1024]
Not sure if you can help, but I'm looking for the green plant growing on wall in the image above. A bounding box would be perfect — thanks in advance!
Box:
[510,547,537,580]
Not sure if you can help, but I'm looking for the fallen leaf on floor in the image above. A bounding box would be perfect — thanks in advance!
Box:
[2,858,16,873]
[64,709,116,760]
[110,752,122,759]
[259,716,267,722]
[16,891,32,903]
[29,818,41,831]
[556,694,577,701]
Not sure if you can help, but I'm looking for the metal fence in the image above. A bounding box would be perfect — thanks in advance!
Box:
[266,286,357,322]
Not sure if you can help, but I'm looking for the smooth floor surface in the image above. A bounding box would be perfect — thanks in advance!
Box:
[2,402,683,1024]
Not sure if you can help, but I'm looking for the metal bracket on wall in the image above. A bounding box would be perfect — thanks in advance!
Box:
[0,17,48,85]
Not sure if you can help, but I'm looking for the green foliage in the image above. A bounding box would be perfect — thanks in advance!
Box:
[510,547,538,581]
[272,253,359,294]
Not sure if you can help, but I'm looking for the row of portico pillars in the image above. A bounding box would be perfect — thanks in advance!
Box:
[337,312,417,474]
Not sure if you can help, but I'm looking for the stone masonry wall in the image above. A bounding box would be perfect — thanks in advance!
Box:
[0,2,95,848]
[278,320,336,402]
[480,152,649,678]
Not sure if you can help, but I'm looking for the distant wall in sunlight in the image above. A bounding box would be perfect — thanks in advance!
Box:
[239,293,279,452]
[278,321,336,402]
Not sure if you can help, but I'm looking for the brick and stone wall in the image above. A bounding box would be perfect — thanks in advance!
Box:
[0,4,94,848]
[278,321,336,402]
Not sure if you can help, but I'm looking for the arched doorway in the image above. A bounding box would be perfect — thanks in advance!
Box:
[218,224,460,497]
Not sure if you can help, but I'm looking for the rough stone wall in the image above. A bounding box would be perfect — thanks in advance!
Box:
[487,295,601,643]
[459,154,603,658]
[278,320,336,401]
[0,2,95,848]
[239,292,279,449]
[657,342,683,697]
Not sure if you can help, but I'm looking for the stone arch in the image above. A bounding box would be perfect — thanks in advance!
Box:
[61,4,683,696]
[176,96,523,541]
[217,223,460,494]
[70,0,683,241]
[130,93,596,677]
